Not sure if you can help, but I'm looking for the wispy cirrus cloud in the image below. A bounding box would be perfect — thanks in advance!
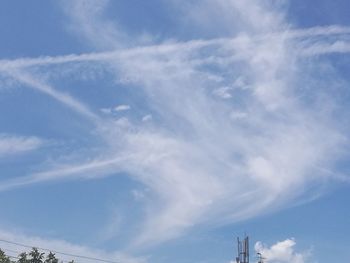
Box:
[60,0,128,50]
[0,0,349,252]
[4,70,99,123]
[0,134,43,157]
[0,25,350,70]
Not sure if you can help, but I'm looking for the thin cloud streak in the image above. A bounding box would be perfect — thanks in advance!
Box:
[0,134,43,157]
[3,70,99,122]
[0,25,350,70]
[0,154,134,192]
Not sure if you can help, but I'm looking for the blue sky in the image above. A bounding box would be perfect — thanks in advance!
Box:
[0,1,350,262]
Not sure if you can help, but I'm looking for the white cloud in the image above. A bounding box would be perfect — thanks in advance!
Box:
[230,111,247,120]
[4,70,99,123]
[131,189,146,201]
[100,105,131,115]
[100,108,112,114]
[60,0,348,246]
[60,0,127,49]
[0,0,349,251]
[142,114,152,122]
[114,104,131,111]
[255,239,310,263]
[213,86,233,99]
[0,26,350,71]
[0,154,132,192]
[0,134,43,157]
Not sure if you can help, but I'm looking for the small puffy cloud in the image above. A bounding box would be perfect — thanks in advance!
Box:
[233,77,248,89]
[213,86,233,99]
[100,105,131,114]
[100,108,112,114]
[114,104,131,112]
[114,117,130,128]
[131,189,146,201]
[142,114,152,122]
[230,111,247,120]
[0,134,43,157]
[255,239,309,263]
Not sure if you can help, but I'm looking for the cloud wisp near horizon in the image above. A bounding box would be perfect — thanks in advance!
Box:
[1,0,350,261]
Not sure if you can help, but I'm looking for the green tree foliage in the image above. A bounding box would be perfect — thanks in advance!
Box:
[29,248,44,263]
[44,252,58,263]
[17,252,28,263]
[0,249,13,263]
[0,248,74,263]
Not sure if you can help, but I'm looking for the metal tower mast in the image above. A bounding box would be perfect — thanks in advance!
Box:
[257,252,265,263]
[235,236,249,263]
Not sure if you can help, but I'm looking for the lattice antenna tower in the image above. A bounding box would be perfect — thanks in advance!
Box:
[257,252,266,263]
[235,235,249,263]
